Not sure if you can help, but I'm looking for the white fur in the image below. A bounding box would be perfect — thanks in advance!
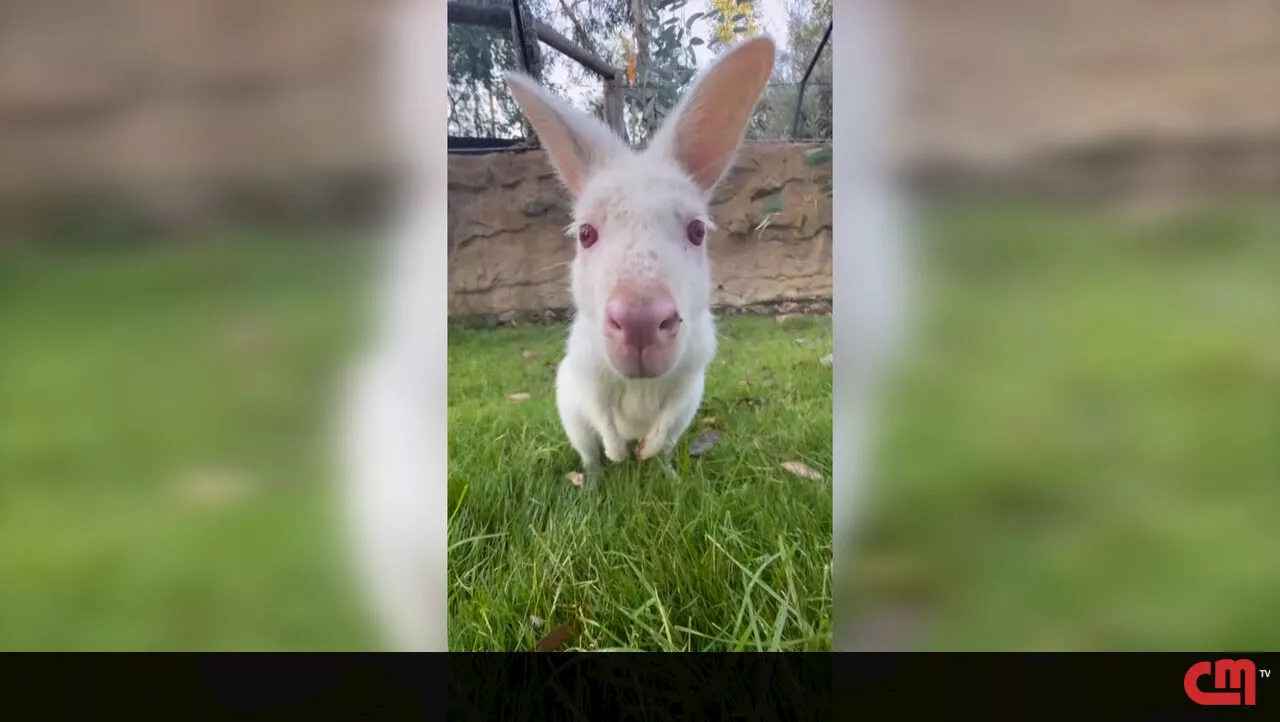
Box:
[556,305,713,469]
[506,37,777,477]
[339,1,909,653]
[338,0,448,652]
[556,158,719,469]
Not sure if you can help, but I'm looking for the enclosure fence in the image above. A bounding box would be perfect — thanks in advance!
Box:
[446,1,833,151]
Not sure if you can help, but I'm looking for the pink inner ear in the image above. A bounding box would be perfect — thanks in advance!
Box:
[505,77,596,196]
[672,39,776,190]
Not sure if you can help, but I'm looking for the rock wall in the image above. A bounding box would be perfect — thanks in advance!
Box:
[897,0,1280,160]
[0,0,387,210]
[894,0,1280,197]
[1,0,1277,234]
[447,143,831,319]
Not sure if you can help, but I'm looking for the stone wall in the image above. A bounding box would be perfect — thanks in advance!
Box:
[0,0,387,212]
[1,0,1277,232]
[896,0,1280,160]
[448,143,831,320]
[893,0,1280,198]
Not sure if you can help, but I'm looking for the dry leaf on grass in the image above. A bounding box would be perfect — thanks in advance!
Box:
[521,349,537,359]
[775,314,792,324]
[566,471,585,488]
[700,416,717,426]
[689,429,723,457]
[220,318,277,355]
[529,615,544,630]
[534,621,579,652]
[507,392,531,402]
[171,469,250,508]
[781,460,823,480]
[841,606,928,652]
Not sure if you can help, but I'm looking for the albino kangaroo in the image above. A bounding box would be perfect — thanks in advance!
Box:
[504,37,776,481]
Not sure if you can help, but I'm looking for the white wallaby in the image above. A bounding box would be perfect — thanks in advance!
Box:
[339,0,448,652]
[504,36,777,481]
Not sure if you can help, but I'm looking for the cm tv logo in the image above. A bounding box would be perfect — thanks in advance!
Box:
[1185,659,1270,706]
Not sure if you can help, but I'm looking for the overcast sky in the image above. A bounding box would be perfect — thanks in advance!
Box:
[546,0,792,108]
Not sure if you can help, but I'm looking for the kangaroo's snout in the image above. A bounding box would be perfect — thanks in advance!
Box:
[605,296,680,350]
[603,291,682,378]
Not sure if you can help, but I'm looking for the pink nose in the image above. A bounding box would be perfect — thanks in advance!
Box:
[605,296,681,351]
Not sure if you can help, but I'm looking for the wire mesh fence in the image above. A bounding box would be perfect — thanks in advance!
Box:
[447,77,832,144]
[446,3,832,147]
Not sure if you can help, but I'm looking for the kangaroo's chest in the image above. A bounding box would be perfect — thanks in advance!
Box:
[604,381,670,440]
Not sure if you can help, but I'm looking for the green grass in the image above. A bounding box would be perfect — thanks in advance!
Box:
[447,316,835,651]
[2,199,1277,651]
[848,201,1280,650]
[0,231,377,650]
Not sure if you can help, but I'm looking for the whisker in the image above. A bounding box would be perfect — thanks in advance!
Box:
[531,259,573,276]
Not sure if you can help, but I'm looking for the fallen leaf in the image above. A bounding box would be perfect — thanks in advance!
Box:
[857,554,929,597]
[700,416,717,426]
[535,622,578,652]
[521,349,537,359]
[819,353,833,366]
[781,460,823,480]
[566,471,585,488]
[689,429,722,457]
[507,392,531,402]
[220,318,277,354]
[171,469,251,508]
[841,606,927,652]
[529,615,544,630]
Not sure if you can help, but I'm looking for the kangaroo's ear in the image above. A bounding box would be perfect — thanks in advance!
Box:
[504,73,630,197]
[645,36,776,193]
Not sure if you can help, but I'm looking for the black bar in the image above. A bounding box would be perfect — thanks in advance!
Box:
[448,135,524,153]
[4,652,1274,719]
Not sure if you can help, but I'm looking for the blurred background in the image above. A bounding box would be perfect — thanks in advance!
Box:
[843,0,1280,652]
[1,0,1278,650]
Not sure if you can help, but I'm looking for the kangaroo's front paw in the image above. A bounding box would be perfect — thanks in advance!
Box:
[636,432,668,462]
[603,436,628,464]
[636,434,653,461]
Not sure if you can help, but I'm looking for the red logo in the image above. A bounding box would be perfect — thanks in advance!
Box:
[1185,659,1257,706]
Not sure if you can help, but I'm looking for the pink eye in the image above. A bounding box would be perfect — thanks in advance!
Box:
[686,219,706,246]
[578,224,598,249]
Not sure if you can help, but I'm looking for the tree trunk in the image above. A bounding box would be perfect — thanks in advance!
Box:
[629,0,654,138]
[629,0,650,70]
[603,76,629,145]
